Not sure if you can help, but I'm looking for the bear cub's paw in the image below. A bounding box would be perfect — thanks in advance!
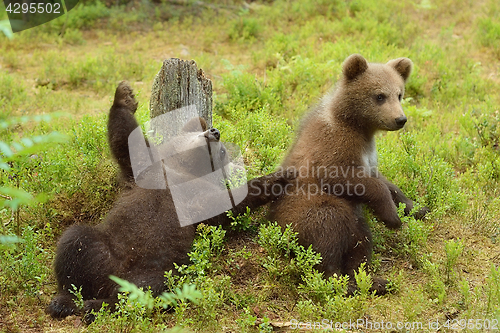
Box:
[370,277,390,295]
[274,167,299,185]
[259,167,299,196]
[46,294,80,319]
[113,81,138,113]
[413,206,430,220]
[347,277,390,296]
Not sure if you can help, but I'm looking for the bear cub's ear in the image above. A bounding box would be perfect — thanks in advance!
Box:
[342,54,369,80]
[386,58,413,82]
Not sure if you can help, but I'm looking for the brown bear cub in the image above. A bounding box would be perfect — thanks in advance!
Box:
[47,82,294,322]
[270,54,428,294]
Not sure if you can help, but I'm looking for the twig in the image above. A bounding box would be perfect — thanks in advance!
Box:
[0,194,12,200]
[4,209,14,226]
[0,193,14,228]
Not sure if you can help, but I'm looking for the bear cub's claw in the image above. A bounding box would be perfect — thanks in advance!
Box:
[113,81,138,113]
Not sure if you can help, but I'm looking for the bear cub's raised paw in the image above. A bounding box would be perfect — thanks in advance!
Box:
[113,81,138,112]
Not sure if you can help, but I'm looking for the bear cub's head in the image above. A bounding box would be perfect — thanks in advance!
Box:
[159,117,232,182]
[338,54,413,133]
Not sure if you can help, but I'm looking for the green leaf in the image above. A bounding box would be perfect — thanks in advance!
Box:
[0,235,23,250]
[0,187,37,210]
[0,142,13,157]
[0,235,23,244]
[11,142,23,152]
[21,138,34,148]
[0,20,14,40]
[1,132,69,163]
[1,187,34,201]
[0,113,66,130]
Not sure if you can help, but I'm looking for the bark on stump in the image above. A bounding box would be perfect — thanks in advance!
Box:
[149,58,212,138]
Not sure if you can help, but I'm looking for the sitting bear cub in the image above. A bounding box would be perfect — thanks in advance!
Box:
[270,54,428,294]
[47,82,293,321]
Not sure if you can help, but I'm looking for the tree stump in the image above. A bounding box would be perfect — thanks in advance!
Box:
[149,58,212,139]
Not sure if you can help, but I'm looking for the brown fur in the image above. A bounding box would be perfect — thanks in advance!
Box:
[270,54,428,294]
[47,82,294,322]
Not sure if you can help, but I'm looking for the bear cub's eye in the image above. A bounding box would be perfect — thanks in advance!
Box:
[220,147,226,157]
[398,93,402,101]
[376,94,386,102]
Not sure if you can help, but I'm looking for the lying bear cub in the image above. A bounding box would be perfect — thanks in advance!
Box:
[47,81,294,322]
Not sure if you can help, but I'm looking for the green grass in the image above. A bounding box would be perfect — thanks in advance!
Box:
[1,0,500,331]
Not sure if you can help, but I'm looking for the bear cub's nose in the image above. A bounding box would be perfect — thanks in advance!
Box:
[395,116,407,128]
[206,128,220,141]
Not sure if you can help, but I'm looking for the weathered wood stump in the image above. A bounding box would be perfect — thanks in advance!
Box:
[149,58,212,139]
